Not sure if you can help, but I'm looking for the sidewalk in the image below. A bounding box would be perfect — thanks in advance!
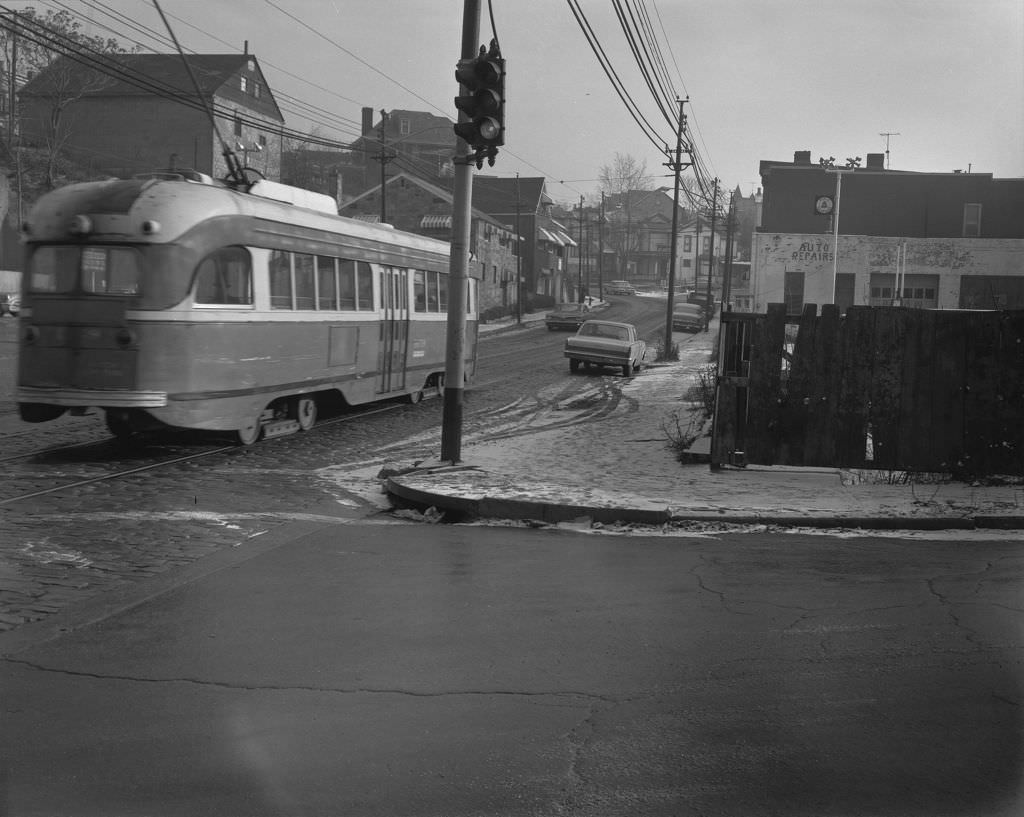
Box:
[387,307,1024,530]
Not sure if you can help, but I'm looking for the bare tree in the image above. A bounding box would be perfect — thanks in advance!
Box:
[598,153,656,277]
[598,152,653,199]
[0,7,128,189]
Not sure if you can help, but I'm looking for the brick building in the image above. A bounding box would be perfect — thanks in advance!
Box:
[745,150,1024,313]
[339,172,519,315]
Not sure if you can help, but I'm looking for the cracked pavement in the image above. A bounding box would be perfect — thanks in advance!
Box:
[2,522,1022,816]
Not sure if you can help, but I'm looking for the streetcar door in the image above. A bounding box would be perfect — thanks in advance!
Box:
[377,266,409,393]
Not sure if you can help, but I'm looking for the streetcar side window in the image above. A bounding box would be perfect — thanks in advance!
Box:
[29,246,79,292]
[269,250,292,309]
[194,247,252,305]
[294,253,316,310]
[338,259,356,310]
[356,261,373,310]
[439,272,449,312]
[411,270,447,313]
[413,270,426,312]
[316,256,337,310]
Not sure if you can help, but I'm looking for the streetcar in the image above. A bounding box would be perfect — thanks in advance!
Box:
[15,172,477,444]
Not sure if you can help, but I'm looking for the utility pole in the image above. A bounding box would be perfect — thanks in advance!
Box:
[703,178,719,332]
[440,0,480,463]
[663,97,689,356]
[879,131,900,169]
[8,10,17,149]
[577,194,584,303]
[375,110,396,223]
[598,192,605,301]
[720,191,737,311]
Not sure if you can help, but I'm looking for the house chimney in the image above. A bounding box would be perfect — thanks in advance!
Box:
[866,153,885,169]
[793,150,812,165]
[362,107,374,137]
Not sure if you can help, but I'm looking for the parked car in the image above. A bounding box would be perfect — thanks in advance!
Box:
[0,293,19,317]
[671,302,704,332]
[606,280,636,295]
[545,302,590,331]
[687,291,715,315]
[564,319,646,377]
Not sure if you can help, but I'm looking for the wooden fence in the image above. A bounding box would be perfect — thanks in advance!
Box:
[712,304,1024,476]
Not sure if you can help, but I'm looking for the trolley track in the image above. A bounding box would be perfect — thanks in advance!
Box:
[0,401,407,506]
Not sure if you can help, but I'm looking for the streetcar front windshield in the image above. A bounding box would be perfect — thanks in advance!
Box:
[29,246,142,295]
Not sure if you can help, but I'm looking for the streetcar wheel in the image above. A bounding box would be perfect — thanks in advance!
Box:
[569,358,580,373]
[406,389,423,405]
[236,417,262,446]
[296,396,317,431]
[105,411,134,439]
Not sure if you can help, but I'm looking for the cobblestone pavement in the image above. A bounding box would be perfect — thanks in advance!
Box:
[0,394,455,634]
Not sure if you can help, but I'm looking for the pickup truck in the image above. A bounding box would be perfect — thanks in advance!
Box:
[564,320,646,377]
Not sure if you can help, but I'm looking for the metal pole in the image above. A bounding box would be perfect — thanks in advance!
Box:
[577,194,584,304]
[829,169,843,305]
[663,98,685,356]
[440,0,479,464]
[515,174,522,323]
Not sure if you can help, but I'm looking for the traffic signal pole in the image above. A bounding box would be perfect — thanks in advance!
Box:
[440,0,481,463]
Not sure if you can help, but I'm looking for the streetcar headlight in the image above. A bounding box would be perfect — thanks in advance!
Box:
[141,220,161,235]
[115,328,136,347]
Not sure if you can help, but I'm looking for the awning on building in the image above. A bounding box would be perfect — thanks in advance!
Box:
[539,228,564,245]
[420,214,452,230]
[553,229,577,247]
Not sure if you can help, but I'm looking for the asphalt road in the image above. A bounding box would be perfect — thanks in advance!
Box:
[1,521,1021,816]
[3,300,1020,814]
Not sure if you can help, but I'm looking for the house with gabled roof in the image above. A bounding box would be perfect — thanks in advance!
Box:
[18,52,285,181]
[339,171,520,315]
[471,176,572,302]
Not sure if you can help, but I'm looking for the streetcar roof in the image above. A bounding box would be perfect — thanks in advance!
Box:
[23,177,452,258]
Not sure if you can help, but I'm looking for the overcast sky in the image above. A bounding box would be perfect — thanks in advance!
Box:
[23,0,1024,206]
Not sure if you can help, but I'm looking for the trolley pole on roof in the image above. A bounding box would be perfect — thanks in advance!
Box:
[440,0,480,463]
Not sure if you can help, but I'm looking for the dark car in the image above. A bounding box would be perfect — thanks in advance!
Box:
[686,292,715,315]
[607,280,637,296]
[545,302,591,331]
[671,303,704,332]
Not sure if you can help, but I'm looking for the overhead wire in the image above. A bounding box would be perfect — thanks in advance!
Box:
[612,0,676,133]
[564,0,668,156]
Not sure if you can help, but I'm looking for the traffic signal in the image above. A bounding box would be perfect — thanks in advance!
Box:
[454,43,505,153]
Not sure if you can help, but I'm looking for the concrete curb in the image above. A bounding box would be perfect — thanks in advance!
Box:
[385,477,1024,530]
